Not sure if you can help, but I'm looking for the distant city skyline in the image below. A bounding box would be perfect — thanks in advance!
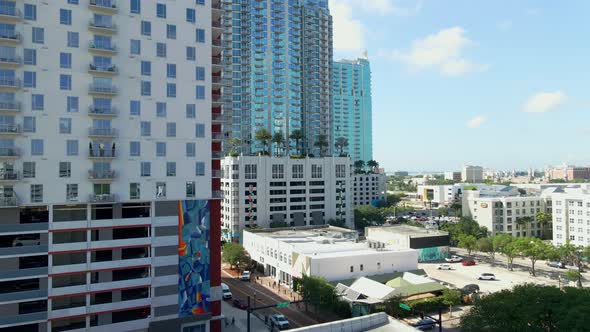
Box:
[331,0,590,170]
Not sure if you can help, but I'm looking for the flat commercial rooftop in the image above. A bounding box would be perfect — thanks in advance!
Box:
[367,225,448,238]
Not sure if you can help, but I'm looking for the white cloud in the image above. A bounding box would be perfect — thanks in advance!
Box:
[522,91,567,113]
[392,27,488,76]
[466,116,487,129]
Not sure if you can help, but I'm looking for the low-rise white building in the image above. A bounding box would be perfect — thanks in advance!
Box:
[366,225,450,262]
[550,185,590,247]
[353,173,387,207]
[243,226,418,285]
[221,156,354,241]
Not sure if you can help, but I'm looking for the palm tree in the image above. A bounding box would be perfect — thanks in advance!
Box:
[335,137,349,157]
[314,134,329,157]
[515,216,533,231]
[227,137,241,156]
[367,160,379,173]
[272,131,285,156]
[354,160,365,174]
[255,128,272,155]
[289,129,304,156]
[536,212,552,239]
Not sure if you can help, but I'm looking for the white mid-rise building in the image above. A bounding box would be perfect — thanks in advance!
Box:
[221,156,354,241]
[353,173,386,207]
[462,165,484,182]
[243,226,418,285]
[444,171,461,182]
[551,185,590,247]
[0,1,222,331]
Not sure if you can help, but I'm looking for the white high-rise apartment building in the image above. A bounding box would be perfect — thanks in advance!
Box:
[352,173,386,207]
[0,1,222,332]
[551,186,590,247]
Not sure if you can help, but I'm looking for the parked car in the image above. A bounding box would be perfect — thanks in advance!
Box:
[461,284,480,294]
[412,318,437,330]
[437,264,453,270]
[240,270,251,281]
[268,314,290,330]
[546,261,566,269]
[462,260,476,266]
[233,298,248,310]
[478,273,496,280]
[12,236,40,247]
[221,283,232,300]
[445,255,463,263]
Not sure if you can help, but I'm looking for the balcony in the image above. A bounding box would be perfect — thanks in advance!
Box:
[0,123,19,136]
[89,193,116,203]
[212,151,223,159]
[0,6,21,21]
[0,147,18,158]
[89,0,118,13]
[212,169,222,178]
[211,113,224,123]
[0,100,19,112]
[0,170,18,182]
[88,127,117,138]
[89,83,117,96]
[0,312,47,328]
[0,195,16,207]
[88,41,117,54]
[88,170,116,182]
[212,133,223,141]
[88,64,117,75]
[88,20,117,33]
[0,30,20,43]
[0,78,20,89]
[0,55,20,66]
[212,190,223,199]
[88,105,118,117]
[88,148,116,159]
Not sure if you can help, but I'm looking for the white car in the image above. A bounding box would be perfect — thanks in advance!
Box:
[240,270,251,281]
[221,283,232,300]
[12,236,41,247]
[437,264,453,270]
[445,255,462,263]
[478,273,496,280]
[269,314,290,330]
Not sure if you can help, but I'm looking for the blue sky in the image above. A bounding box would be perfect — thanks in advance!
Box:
[331,0,590,172]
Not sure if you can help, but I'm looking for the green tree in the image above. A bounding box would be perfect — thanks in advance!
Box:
[289,129,305,155]
[501,239,520,271]
[367,160,379,173]
[515,216,533,231]
[441,217,488,246]
[566,270,582,288]
[334,137,349,156]
[227,137,241,156]
[492,233,514,257]
[476,237,495,261]
[437,206,450,217]
[255,128,272,155]
[299,275,351,317]
[536,212,552,239]
[557,240,578,266]
[222,242,249,270]
[441,289,462,318]
[354,205,384,230]
[314,134,329,157]
[459,234,478,256]
[516,237,553,276]
[386,193,404,208]
[450,202,462,217]
[354,160,365,174]
[272,131,285,156]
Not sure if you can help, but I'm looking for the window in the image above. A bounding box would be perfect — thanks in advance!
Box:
[196,29,205,43]
[68,0,79,4]
[156,142,166,157]
[141,61,151,76]
[166,123,176,137]
[245,165,257,179]
[130,0,141,14]
[59,162,71,178]
[195,123,205,138]
[24,49,36,65]
[59,118,72,134]
[156,102,166,117]
[30,184,43,203]
[195,162,205,176]
[140,162,151,177]
[31,94,43,111]
[130,100,140,115]
[156,42,166,57]
[32,27,44,44]
[186,47,195,61]
[67,96,78,113]
[66,140,78,156]
[23,162,35,178]
[130,39,141,55]
[31,139,43,155]
[186,104,196,118]
[130,183,140,199]
[272,165,284,179]
[186,182,196,198]
[23,117,36,133]
[67,184,78,201]
[292,164,303,179]
[60,9,72,25]
[186,8,195,23]
[167,83,176,98]
[166,162,176,177]
[140,121,151,136]
[195,67,206,81]
[24,4,36,20]
[166,24,176,39]
[156,182,166,198]
[350,266,354,273]
[336,164,346,178]
[360,264,364,271]
[141,21,151,36]
[167,64,176,79]
[195,85,205,99]
[141,81,151,96]
[130,141,140,156]
[312,165,322,178]
[67,31,79,47]
[186,143,195,157]
[24,71,36,88]
[60,74,72,90]
[156,3,166,18]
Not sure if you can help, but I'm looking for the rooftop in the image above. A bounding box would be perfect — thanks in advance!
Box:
[366,225,448,238]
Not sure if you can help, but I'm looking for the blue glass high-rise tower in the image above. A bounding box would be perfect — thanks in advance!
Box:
[217,0,333,156]
[332,54,373,163]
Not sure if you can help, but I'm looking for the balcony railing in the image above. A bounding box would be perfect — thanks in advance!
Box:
[0,30,20,41]
[89,84,117,95]
[0,100,19,111]
[0,78,20,88]
[88,170,116,180]
[89,64,117,74]
[0,123,19,134]
[212,190,223,199]
[88,20,117,32]
[0,6,21,18]
[88,127,117,137]
[89,41,117,52]
[89,0,117,11]
[0,171,18,181]
[0,55,20,65]
[0,195,17,207]
[89,193,116,203]
[88,148,116,158]
[0,147,18,157]
[88,106,117,117]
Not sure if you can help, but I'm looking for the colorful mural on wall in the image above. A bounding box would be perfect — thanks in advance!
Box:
[418,246,450,262]
[178,200,211,317]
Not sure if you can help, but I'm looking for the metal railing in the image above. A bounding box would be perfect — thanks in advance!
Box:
[0,147,19,157]
[89,193,116,202]
[0,123,19,133]
[89,84,117,94]
[89,64,117,73]
[89,41,116,52]
[0,195,17,207]
[88,148,116,158]
[0,55,20,64]
[0,30,20,40]
[89,20,117,30]
[88,127,117,137]
[89,0,117,9]
[88,170,116,180]
[0,171,18,181]
[88,105,118,116]
[0,100,19,111]
[0,78,20,88]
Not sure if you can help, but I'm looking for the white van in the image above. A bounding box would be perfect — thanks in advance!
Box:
[221,283,232,300]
